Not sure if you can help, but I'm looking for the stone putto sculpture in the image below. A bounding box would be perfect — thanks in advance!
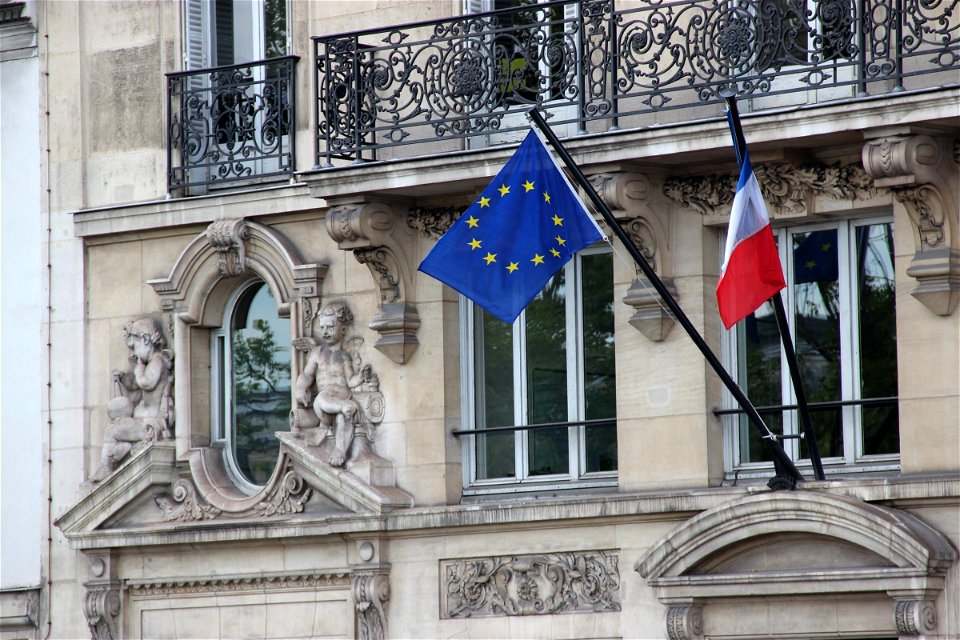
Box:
[91,318,174,482]
[292,302,384,467]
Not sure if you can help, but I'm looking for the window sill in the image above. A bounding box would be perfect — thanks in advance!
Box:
[725,459,901,485]
[461,477,618,502]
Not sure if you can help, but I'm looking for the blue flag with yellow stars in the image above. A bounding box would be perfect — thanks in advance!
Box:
[418,130,605,324]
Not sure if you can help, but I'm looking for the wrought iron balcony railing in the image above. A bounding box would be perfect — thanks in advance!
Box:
[167,56,298,193]
[313,0,958,166]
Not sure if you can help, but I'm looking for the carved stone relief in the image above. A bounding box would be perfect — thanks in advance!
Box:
[154,465,312,522]
[90,318,174,483]
[292,301,386,469]
[127,571,351,597]
[83,553,120,640]
[407,205,461,239]
[326,201,420,364]
[863,133,960,315]
[894,599,938,636]
[589,170,677,341]
[206,218,250,276]
[353,570,390,640]
[663,161,876,218]
[441,550,621,618]
[666,604,704,640]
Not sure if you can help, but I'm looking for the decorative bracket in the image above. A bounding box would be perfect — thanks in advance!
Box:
[353,570,389,640]
[893,599,938,636]
[666,603,704,640]
[588,170,677,341]
[326,201,420,364]
[863,133,960,315]
[83,552,120,640]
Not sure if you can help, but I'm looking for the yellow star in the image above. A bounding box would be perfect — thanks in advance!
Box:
[555,236,567,246]
[551,214,563,226]
[821,242,832,252]
[506,262,519,273]
[550,248,561,257]
[522,180,534,192]
[543,191,551,204]
[531,253,544,266]
[479,196,491,208]
[468,238,482,250]
[498,184,510,197]
[806,260,817,269]
[466,215,479,228]
[483,252,497,265]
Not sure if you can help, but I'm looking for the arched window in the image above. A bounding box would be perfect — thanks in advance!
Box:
[212,279,291,491]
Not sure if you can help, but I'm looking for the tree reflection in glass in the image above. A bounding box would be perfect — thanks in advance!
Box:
[231,282,291,486]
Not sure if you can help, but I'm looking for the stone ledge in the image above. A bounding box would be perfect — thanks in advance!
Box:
[61,473,959,551]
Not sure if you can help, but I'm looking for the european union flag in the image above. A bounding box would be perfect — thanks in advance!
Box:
[418,131,605,324]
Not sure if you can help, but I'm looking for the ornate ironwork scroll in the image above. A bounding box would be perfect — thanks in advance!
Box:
[441,550,621,619]
[314,0,959,164]
[167,56,298,193]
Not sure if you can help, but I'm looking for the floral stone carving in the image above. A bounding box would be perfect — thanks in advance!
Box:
[292,302,385,469]
[441,550,621,618]
[91,318,174,483]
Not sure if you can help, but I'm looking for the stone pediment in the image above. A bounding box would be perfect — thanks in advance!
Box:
[56,437,413,551]
[635,490,957,639]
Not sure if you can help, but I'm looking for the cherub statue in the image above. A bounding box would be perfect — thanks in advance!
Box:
[293,302,380,467]
[90,318,174,482]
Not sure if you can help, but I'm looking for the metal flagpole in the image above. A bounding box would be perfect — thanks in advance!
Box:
[527,107,805,489]
[722,93,826,481]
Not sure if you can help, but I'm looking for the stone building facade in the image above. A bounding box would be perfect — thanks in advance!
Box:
[1,0,958,638]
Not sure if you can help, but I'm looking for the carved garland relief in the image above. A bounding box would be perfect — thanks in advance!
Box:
[441,550,621,619]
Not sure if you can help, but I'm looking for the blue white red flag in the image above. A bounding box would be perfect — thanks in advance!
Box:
[717,151,786,329]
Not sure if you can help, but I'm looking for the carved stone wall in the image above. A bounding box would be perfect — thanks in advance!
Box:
[326,201,420,364]
[441,550,621,618]
[862,132,960,316]
[82,553,120,640]
[588,170,677,341]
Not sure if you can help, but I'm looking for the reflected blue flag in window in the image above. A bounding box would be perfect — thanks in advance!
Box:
[418,131,605,324]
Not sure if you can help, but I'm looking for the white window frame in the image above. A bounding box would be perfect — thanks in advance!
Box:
[460,245,618,494]
[722,212,900,479]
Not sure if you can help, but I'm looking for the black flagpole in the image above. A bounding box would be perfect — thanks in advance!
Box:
[721,92,826,481]
[527,108,804,489]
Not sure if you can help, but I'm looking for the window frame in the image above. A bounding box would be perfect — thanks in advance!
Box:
[211,277,293,494]
[722,212,900,479]
[460,244,618,494]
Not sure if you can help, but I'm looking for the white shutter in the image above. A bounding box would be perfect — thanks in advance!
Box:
[463,0,492,15]
[183,0,210,71]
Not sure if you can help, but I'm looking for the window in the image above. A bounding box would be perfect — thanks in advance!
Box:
[462,247,617,491]
[212,280,291,491]
[724,217,898,475]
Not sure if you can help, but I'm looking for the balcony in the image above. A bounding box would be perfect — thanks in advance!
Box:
[313,0,959,166]
[167,56,298,194]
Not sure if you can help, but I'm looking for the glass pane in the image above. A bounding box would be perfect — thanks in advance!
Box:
[264,0,287,59]
[581,253,617,472]
[476,310,515,479]
[792,229,842,458]
[856,223,898,455]
[525,271,568,476]
[737,301,781,464]
[231,282,291,486]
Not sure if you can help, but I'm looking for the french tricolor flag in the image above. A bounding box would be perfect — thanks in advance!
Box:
[716,152,786,329]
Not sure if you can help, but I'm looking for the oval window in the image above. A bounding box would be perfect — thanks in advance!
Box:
[214,280,291,489]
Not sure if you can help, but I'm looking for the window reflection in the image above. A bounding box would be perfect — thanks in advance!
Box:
[230,281,291,486]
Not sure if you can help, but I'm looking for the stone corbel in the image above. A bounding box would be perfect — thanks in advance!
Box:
[588,170,677,341]
[893,599,938,637]
[863,133,960,315]
[350,538,390,640]
[326,201,420,364]
[665,603,704,640]
[83,552,120,640]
